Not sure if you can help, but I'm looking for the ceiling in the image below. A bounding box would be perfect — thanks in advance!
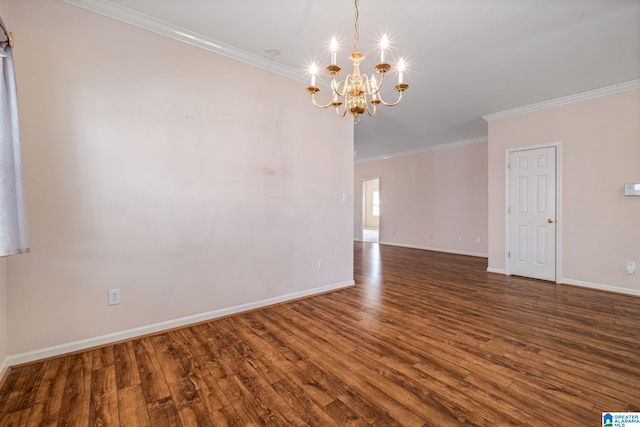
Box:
[65,0,640,162]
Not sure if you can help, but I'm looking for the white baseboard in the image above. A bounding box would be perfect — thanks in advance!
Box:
[6,280,354,368]
[562,278,640,297]
[379,241,488,258]
[484,269,640,297]
[0,357,9,383]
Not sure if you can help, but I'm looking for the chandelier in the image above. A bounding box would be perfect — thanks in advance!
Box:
[306,0,408,122]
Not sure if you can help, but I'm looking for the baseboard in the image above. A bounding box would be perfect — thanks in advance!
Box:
[484,269,640,297]
[562,278,640,297]
[379,241,488,258]
[5,280,355,367]
[0,357,9,387]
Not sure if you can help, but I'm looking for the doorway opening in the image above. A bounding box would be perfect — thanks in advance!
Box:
[362,178,380,243]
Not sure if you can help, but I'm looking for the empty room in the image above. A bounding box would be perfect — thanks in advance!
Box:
[1,0,639,425]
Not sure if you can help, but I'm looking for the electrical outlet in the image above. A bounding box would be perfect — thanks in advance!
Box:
[318,258,325,270]
[108,288,121,305]
[627,261,636,275]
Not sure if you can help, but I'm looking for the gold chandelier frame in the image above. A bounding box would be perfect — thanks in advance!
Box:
[306,0,408,122]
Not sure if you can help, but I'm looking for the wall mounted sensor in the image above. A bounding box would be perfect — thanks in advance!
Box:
[624,183,640,196]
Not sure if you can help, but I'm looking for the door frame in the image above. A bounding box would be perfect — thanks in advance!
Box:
[504,142,562,283]
[360,177,381,242]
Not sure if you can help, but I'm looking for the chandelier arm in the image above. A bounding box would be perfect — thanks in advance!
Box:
[365,99,377,117]
[360,74,371,94]
[310,93,339,109]
[335,103,348,118]
[332,76,351,97]
[377,89,405,107]
[371,71,385,95]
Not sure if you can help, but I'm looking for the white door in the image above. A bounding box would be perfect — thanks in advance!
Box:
[509,147,557,281]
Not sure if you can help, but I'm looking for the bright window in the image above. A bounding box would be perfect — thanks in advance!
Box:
[372,190,380,216]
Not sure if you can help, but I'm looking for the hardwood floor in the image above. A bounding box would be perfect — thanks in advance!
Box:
[1,242,639,426]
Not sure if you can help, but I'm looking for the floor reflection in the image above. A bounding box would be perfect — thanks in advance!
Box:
[362,228,379,243]
[359,241,382,305]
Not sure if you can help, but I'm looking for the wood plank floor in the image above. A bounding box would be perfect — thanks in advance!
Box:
[1,242,639,426]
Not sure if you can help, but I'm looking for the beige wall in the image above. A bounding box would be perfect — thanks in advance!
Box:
[0,0,7,24]
[6,0,353,356]
[488,88,640,294]
[355,142,488,256]
[0,0,10,373]
[363,179,379,229]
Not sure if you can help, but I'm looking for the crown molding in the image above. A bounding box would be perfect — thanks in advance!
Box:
[61,0,303,83]
[355,136,487,164]
[482,79,640,121]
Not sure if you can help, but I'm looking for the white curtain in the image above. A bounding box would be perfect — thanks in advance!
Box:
[0,16,29,257]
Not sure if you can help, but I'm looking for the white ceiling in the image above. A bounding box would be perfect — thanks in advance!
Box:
[66,0,640,161]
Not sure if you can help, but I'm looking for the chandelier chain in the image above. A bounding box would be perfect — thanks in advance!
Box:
[354,0,360,53]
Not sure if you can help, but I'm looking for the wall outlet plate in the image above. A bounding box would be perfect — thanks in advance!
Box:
[626,261,636,275]
[108,288,121,305]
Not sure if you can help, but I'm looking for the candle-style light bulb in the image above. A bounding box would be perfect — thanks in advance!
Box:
[397,58,405,83]
[370,76,378,99]
[380,34,389,63]
[330,36,338,65]
[310,63,318,87]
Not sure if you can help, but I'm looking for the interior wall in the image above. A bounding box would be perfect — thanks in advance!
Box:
[355,142,488,256]
[487,88,640,293]
[0,0,10,372]
[363,179,379,229]
[7,0,354,356]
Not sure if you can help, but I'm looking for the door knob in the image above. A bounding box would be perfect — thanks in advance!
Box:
[547,218,555,223]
